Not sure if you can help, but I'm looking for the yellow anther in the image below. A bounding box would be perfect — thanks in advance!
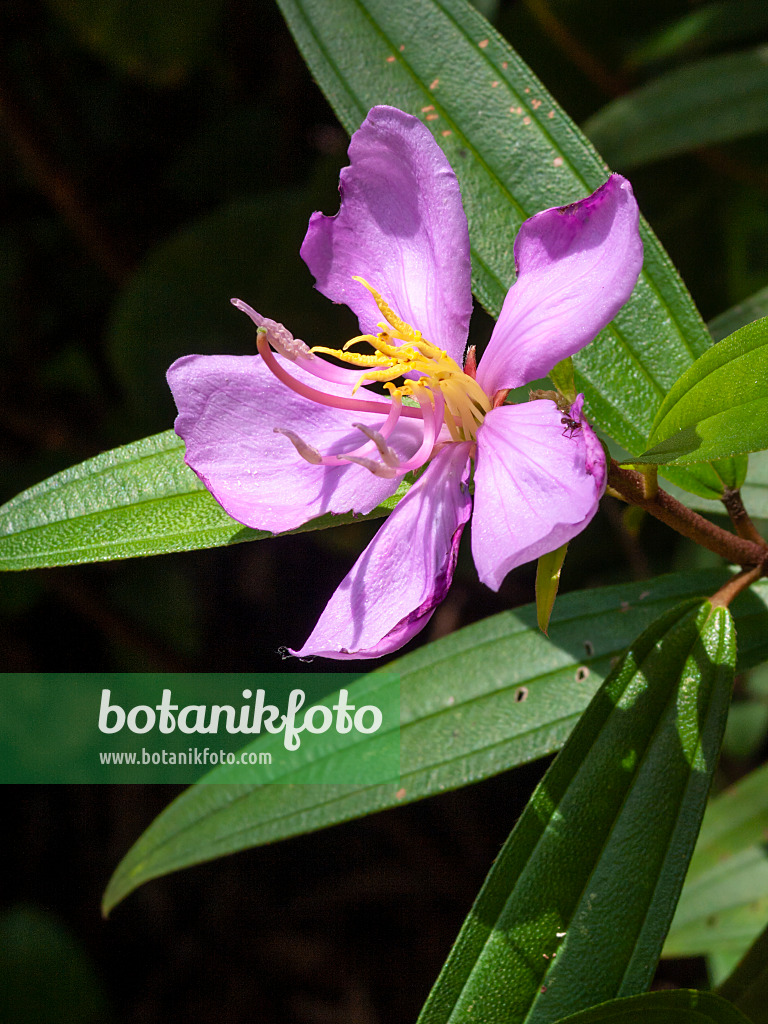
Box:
[353,276,422,344]
[310,278,493,441]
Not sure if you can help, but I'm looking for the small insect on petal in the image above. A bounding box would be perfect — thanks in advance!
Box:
[560,415,581,438]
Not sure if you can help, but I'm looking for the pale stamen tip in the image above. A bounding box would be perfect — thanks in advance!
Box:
[343,454,398,479]
[273,427,323,465]
[351,422,401,468]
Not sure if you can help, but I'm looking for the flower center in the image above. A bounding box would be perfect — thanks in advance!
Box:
[311,278,491,443]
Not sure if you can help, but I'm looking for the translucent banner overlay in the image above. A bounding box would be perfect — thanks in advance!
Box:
[0,674,400,784]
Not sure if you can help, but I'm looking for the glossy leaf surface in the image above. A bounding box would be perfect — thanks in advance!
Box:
[637,318,768,466]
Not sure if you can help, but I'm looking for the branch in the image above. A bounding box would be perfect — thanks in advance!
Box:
[607,461,767,568]
[721,488,768,550]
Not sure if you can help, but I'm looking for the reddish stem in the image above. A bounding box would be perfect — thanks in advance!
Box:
[607,461,767,569]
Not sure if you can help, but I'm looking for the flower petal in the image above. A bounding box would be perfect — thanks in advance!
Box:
[300,105,472,365]
[471,398,605,591]
[167,352,423,533]
[476,174,643,395]
[292,442,473,660]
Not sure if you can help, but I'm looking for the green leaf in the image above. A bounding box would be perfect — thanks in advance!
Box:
[684,760,768,882]
[103,569,767,914]
[636,318,768,466]
[553,989,752,1024]
[415,601,734,1023]
[741,450,768,519]
[658,458,750,501]
[275,0,716,484]
[45,0,224,86]
[665,759,768,963]
[662,450,768,520]
[717,920,768,1024]
[628,0,768,68]
[585,48,768,169]
[0,431,407,570]
[0,905,113,1024]
[666,843,768,966]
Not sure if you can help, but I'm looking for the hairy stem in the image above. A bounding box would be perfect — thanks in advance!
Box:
[722,488,768,549]
[710,563,765,609]
[607,461,767,568]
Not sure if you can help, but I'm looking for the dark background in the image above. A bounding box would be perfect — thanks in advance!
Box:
[1,0,765,1020]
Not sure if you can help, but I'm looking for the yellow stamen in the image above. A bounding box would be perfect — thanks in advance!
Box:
[309,277,492,441]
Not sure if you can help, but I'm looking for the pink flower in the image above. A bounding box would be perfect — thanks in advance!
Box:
[168,106,642,659]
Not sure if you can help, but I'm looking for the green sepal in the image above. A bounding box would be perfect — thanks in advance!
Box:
[535,542,568,634]
[549,357,576,406]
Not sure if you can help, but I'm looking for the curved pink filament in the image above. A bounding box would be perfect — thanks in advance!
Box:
[257,331,421,419]
[312,393,406,468]
[388,389,444,476]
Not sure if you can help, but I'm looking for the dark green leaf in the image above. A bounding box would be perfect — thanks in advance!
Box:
[717,921,768,1023]
[415,600,734,1023]
[585,48,768,169]
[0,905,112,1024]
[0,431,407,570]
[663,450,768,520]
[628,0,768,67]
[276,0,715,489]
[553,989,751,1024]
[636,318,768,466]
[660,457,750,501]
[104,569,766,915]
